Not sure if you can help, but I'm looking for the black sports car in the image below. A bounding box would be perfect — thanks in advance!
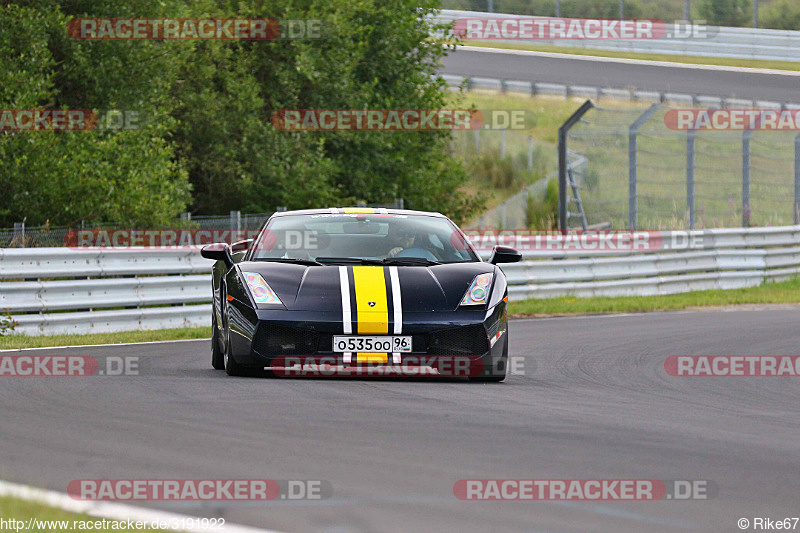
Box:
[201,208,521,381]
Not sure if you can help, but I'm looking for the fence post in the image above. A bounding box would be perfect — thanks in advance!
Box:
[527,136,534,170]
[795,134,800,225]
[686,130,696,229]
[500,129,506,157]
[474,129,480,151]
[13,222,25,248]
[629,104,661,230]
[558,100,594,232]
[742,130,752,227]
[230,210,241,239]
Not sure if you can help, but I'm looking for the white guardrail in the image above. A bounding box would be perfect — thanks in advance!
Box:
[2,225,800,335]
[435,10,800,62]
[440,73,800,110]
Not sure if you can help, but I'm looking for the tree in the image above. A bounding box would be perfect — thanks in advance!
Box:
[696,0,751,27]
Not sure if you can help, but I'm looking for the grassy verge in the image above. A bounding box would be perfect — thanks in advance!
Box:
[509,277,800,316]
[0,496,163,532]
[0,326,211,350]
[457,41,800,72]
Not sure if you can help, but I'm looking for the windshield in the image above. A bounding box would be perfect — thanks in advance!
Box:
[249,213,478,264]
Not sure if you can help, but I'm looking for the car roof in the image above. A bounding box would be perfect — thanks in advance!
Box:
[270,207,448,218]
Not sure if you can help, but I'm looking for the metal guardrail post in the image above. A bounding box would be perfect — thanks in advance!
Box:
[795,134,800,225]
[230,210,241,238]
[13,222,25,248]
[558,100,594,232]
[687,130,696,229]
[742,130,752,227]
[628,104,661,230]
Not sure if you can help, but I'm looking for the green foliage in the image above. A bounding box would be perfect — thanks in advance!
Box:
[526,178,558,230]
[0,311,16,336]
[0,1,192,227]
[761,0,800,30]
[696,0,752,26]
[0,0,481,228]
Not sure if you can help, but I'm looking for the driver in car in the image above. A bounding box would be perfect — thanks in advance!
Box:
[386,226,416,258]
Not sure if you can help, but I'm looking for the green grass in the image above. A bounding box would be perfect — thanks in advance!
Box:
[510,277,800,316]
[0,496,163,532]
[456,41,800,72]
[0,326,210,350]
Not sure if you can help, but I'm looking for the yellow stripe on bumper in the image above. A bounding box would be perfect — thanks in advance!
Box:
[353,266,389,363]
[343,207,375,213]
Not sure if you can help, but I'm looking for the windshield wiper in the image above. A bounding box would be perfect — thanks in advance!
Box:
[315,257,384,265]
[381,257,440,266]
[255,258,323,266]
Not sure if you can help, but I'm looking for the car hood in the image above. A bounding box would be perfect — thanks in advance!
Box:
[236,261,496,313]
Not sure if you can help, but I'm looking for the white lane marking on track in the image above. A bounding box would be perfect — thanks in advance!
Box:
[454,45,800,76]
[0,479,284,533]
[0,338,210,353]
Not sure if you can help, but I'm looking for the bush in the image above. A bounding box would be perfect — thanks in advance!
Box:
[761,0,800,30]
[527,178,559,230]
[696,0,752,27]
[0,311,17,336]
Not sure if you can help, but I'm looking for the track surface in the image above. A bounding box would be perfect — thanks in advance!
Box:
[2,308,799,532]
[441,47,800,102]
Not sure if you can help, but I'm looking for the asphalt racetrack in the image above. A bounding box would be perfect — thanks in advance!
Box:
[441,47,800,103]
[2,308,799,532]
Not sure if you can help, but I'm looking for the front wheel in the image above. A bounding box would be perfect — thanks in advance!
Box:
[211,312,224,370]
[222,302,248,377]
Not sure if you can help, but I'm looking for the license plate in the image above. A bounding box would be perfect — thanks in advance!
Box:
[333,336,412,353]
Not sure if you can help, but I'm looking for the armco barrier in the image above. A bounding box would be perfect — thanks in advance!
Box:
[441,73,800,110]
[0,247,212,336]
[434,10,800,62]
[2,225,800,336]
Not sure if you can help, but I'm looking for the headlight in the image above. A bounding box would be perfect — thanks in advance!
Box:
[460,273,493,306]
[242,272,283,305]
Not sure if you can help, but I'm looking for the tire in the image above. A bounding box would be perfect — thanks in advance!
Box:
[222,301,248,377]
[211,312,225,370]
[469,335,508,383]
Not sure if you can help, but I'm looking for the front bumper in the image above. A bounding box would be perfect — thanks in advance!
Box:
[226,300,508,374]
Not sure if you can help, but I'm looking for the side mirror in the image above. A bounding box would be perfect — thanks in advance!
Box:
[201,242,233,267]
[489,245,522,265]
[231,239,253,252]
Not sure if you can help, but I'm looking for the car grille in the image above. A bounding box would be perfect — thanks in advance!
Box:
[426,325,489,356]
[253,324,319,356]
